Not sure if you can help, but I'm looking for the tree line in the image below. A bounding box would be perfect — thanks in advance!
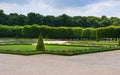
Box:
[0,10,120,27]
[0,25,120,40]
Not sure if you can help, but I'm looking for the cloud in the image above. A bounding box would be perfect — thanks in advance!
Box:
[47,0,101,8]
[0,0,29,4]
[0,0,120,17]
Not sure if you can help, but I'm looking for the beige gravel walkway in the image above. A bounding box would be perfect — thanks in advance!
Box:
[32,41,68,45]
[0,50,120,75]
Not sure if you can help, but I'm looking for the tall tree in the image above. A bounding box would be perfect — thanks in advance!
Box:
[0,10,8,25]
[110,17,120,26]
[72,16,85,27]
[43,15,55,26]
[99,15,112,27]
[18,14,27,25]
[55,14,72,26]
[9,13,19,25]
[86,16,99,28]
[27,12,43,25]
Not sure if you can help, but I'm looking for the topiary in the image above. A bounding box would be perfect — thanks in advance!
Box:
[96,36,100,42]
[36,34,45,51]
[118,38,120,46]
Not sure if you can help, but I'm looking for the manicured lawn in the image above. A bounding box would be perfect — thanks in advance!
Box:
[0,44,93,55]
[67,41,118,47]
[0,45,36,51]
[0,39,120,56]
[0,44,92,51]
[46,44,94,50]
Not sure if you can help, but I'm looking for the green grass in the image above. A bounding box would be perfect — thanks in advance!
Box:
[0,44,92,55]
[0,44,92,51]
[0,45,35,51]
[67,41,118,47]
[0,39,120,56]
[0,44,120,56]
[46,44,94,50]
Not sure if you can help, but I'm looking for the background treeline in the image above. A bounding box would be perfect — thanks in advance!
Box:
[0,25,120,39]
[0,10,120,28]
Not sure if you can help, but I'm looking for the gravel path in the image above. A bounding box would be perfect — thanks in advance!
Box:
[32,41,68,45]
[0,51,120,75]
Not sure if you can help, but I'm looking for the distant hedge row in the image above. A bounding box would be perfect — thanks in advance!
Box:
[0,25,120,39]
[22,25,96,38]
[0,25,22,37]
[97,26,120,38]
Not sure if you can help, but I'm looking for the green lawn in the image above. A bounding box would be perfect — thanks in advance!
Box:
[0,44,92,51]
[0,39,120,55]
[0,44,94,55]
[0,45,35,51]
[67,41,118,47]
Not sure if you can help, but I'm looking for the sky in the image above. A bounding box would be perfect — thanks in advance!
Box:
[0,0,120,17]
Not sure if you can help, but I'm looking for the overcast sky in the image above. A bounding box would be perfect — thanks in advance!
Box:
[0,0,120,17]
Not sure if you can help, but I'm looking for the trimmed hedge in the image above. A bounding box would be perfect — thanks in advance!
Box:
[0,25,22,38]
[0,25,120,39]
[97,26,120,38]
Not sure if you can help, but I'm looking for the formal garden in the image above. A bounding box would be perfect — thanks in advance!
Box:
[0,39,120,56]
[0,26,120,56]
[0,10,120,56]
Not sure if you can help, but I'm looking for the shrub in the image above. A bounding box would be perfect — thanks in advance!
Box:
[118,38,120,46]
[22,25,40,38]
[72,27,83,38]
[0,25,22,38]
[1,25,120,39]
[36,34,45,51]
[83,28,96,38]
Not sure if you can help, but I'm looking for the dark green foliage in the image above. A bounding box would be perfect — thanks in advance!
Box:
[39,25,50,37]
[1,25,120,39]
[118,38,120,46]
[43,15,55,26]
[83,28,96,38]
[0,25,22,38]
[22,26,76,38]
[72,27,83,38]
[96,36,99,42]
[54,27,73,38]
[22,25,31,38]
[22,25,40,38]
[55,14,72,27]
[0,10,120,27]
[97,26,120,38]
[36,34,45,51]
[0,10,8,25]
[27,12,43,25]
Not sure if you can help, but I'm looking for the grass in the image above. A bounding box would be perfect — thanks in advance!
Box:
[0,38,37,45]
[67,41,118,47]
[0,38,120,56]
[0,44,87,55]
[0,44,92,51]
[0,44,120,56]
[0,45,35,51]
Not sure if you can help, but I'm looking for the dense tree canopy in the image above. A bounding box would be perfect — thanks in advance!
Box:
[0,10,120,27]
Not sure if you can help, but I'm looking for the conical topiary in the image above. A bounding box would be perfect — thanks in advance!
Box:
[36,34,45,51]
[118,38,120,46]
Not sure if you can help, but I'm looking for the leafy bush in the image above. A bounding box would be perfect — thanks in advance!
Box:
[1,25,120,39]
[36,34,45,51]
[0,25,22,38]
